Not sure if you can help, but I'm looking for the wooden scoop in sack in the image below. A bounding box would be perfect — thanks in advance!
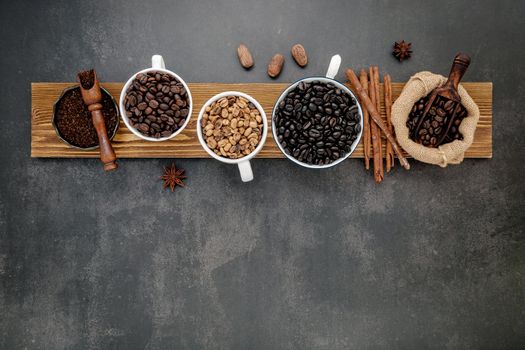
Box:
[77,69,118,171]
[411,53,471,144]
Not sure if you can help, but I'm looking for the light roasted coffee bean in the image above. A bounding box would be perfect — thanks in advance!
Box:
[201,96,264,159]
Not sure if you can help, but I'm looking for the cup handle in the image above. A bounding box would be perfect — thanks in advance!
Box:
[152,55,166,69]
[238,160,254,182]
[325,54,341,79]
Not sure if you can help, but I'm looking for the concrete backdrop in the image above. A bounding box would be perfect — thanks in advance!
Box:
[1,0,524,349]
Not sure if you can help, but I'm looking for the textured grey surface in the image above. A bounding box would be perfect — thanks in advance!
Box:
[1,0,524,349]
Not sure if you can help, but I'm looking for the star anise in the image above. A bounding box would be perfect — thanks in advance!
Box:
[393,40,412,62]
[160,163,186,192]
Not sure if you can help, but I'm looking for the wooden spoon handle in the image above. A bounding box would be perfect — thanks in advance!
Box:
[445,53,471,91]
[346,69,410,170]
[90,107,118,171]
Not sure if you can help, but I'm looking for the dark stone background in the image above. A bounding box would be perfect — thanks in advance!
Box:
[1,0,524,349]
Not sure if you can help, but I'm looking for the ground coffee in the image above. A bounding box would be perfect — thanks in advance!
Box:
[54,87,118,148]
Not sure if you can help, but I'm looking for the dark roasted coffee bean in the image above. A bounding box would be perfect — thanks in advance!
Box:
[329,117,337,128]
[138,74,148,84]
[407,94,466,147]
[309,129,321,138]
[444,100,454,112]
[138,123,149,132]
[148,100,159,109]
[146,92,155,101]
[274,80,361,165]
[128,95,137,107]
[125,70,191,137]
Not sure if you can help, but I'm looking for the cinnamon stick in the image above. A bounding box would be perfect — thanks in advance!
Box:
[369,66,384,183]
[373,67,385,173]
[359,69,371,170]
[384,74,395,172]
[345,69,410,170]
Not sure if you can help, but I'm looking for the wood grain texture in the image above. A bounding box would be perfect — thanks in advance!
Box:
[31,82,493,158]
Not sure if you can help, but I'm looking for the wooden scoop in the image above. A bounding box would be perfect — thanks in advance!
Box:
[411,53,471,141]
[77,69,118,171]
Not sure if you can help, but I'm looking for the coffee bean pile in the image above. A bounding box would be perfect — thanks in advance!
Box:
[407,95,467,147]
[274,81,361,165]
[201,96,264,159]
[124,71,190,138]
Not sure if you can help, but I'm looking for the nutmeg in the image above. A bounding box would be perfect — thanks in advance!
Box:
[291,44,308,67]
[267,54,285,78]
[237,44,254,69]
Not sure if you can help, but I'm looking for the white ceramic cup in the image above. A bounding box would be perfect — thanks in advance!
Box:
[119,55,193,141]
[271,55,364,169]
[197,92,268,182]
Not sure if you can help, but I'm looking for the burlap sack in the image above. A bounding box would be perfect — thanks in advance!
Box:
[391,71,480,167]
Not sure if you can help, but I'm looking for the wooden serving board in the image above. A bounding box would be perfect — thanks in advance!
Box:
[31,82,492,158]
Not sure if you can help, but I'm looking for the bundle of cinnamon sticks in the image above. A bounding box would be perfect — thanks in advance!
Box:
[346,67,406,183]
